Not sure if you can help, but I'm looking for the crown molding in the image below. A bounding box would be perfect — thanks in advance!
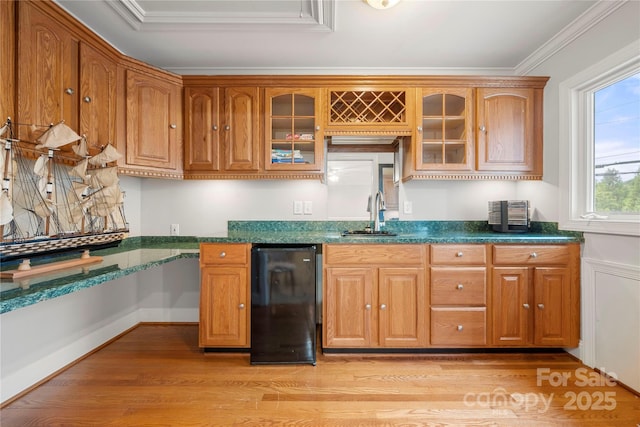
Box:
[168,66,517,76]
[108,0,335,32]
[514,0,628,75]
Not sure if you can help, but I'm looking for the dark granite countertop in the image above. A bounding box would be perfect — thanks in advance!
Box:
[1,221,582,314]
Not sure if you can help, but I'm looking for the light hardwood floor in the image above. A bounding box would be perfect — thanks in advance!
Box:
[1,324,638,426]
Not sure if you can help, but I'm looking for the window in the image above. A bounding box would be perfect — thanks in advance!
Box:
[559,41,640,236]
[594,73,640,214]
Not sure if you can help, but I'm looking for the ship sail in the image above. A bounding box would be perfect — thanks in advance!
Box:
[0,191,12,225]
[35,121,82,149]
[69,158,88,180]
[88,144,121,166]
[72,136,90,158]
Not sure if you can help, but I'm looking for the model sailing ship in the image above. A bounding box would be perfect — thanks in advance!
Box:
[0,118,128,265]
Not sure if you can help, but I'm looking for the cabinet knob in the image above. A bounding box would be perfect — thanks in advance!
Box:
[315,125,320,131]
[212,125,218,131]
[238,303,245,309]
[65,87,74,95]
[456,284,464,290]
[365,304,371,310]
[457,325,464,331]
[170,124,177,129]
[417,126,423,132]
[479,125,486,132]
[224,125,230,131]
[523,303,530,309]
[83,96,91,103]
[537,303,545,309]
[530,252,538,258]
[456,252,463,257]
[380,304,387,310]
[219,251,226,258]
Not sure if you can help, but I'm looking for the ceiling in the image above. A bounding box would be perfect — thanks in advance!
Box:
[54,0,621,76]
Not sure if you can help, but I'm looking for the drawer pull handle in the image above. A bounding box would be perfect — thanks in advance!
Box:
[523,303,530,309]
[537,303,544,309]
[365,304,371,310]
[457,325,463,331]
[456,284,464,290]
[219,251,226,258]
[530,252,538,258]
[380,304,387,310]
[238,303,245,309]
[456,252,463,257]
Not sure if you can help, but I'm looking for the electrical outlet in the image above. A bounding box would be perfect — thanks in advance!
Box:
[403,201,413,214]
[303,201,313,215]
[294,201,303,215]
[170,223,180,236]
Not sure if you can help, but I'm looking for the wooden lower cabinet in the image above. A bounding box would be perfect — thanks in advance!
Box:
[491,244,579,347]
[323,244,427,349]
[199,243,251,348]
[430,244,488,347]
[322,242,579,352]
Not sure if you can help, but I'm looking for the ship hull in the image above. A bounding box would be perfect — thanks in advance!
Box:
[0,231,127,262]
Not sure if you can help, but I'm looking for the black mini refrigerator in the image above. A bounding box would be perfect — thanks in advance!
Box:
[250,244,317,365]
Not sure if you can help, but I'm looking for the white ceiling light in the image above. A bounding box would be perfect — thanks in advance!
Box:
[364,0,401,10]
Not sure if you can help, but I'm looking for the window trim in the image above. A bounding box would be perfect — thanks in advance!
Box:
[559,40,640,237]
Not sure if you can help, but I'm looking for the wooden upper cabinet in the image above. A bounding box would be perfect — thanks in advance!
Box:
[222,87,260,171]
[17,1,79,142]
[415,88,474,172]
[125,68,181,172]
[1,0,15,123]
[184,86,259,174]
[265,88,323,171]
[476,87,540,175]
[184,87,220,171]
[325,88,415,132]
[79,42,117,154]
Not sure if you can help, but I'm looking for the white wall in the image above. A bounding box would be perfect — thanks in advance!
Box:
[526,1,640,391]
[123,177,529,236]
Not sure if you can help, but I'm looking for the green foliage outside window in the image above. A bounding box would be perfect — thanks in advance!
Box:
[595,167,640,213]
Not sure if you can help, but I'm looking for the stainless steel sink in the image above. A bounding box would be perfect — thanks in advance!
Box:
[341,230,397,237]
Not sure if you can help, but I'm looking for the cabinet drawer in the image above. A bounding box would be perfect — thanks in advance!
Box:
[431,267,486,305]
[493,245,570,265]
[430,308,486,346]
[325,244,425,266]
[431,245,486,265]
[200,243,249,266]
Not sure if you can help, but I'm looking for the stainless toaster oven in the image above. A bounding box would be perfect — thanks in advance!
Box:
[488,200,530,233]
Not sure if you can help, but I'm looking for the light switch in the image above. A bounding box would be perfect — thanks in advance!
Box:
[303,201,313,215]
[294,201,303,215]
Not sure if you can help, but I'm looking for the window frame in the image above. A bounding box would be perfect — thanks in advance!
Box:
[559,41,640,237]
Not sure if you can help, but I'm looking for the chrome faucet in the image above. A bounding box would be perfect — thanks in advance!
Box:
[373,190,386,232]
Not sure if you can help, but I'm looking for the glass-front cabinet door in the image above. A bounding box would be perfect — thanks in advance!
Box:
[416,88,473,171]
[265,88,323,171]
